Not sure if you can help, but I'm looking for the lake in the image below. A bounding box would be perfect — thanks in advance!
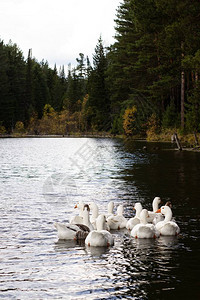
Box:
[0,137,199,299]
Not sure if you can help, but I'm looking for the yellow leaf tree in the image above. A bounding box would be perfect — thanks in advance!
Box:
[123,106,137,136]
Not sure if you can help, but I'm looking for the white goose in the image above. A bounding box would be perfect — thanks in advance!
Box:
[126,202,143,230]
[131,209,160,239]
[153,201,172,225]
[70,200,84,224]
[107,204,127,230]
[85,214,114,247]
[55,204,93,240]
[155,206,180,236]
[89,202,110,231]
[147,197,162,223]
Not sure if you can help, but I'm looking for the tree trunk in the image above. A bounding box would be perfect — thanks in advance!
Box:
[172,133,182,151]
[181,42,185,130]
[194,132,199,146]
[154,33,164,113]
[181,70,185,129]
[195,72,198,86]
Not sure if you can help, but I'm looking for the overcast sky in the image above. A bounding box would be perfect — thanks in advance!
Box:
[1,0,121,70]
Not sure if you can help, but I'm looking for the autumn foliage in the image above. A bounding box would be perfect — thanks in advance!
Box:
[123,106,137,136]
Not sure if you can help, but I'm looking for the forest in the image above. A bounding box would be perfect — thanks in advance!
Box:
[0,0,200,140]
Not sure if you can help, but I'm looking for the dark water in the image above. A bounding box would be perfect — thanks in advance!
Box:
[0,137,199,299]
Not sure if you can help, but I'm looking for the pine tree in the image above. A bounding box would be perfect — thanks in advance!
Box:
[6,41,27,125]
[107,0,138,113]
[65,69,80,112]
[107,0,200,134]
[25,49,34,122]
[87,37,111,130]
[0,40,14,130]
[32,63,50,118]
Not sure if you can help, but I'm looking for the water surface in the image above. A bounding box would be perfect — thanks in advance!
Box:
[0,138,199,299]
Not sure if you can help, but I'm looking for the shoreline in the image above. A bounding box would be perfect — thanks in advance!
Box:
[1,133,200,152]
[0,133,119,139]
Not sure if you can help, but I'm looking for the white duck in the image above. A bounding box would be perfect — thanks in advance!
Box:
[147,197,162,223]
[54,204,93,240]
[107,204,127,230]
[85,214,114,247]
[131,209,160,239]
[126,202,143,230]
[70,200,84,224]
[155,206,180,236]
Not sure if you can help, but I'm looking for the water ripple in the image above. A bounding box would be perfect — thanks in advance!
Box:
[0,138,199,299]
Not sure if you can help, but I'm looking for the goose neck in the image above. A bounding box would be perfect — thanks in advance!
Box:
[153,198,160,212]
[96,216,105,231]
[164,210,172,222]
[83,211,90,226]
[92,207,99,218]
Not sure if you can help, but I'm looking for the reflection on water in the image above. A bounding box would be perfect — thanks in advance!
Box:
[0,138,200,299]
[54,239,81,250]
[158,235,179,247]
[85,245,110,257]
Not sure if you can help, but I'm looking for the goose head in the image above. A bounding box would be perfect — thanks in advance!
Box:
[89,202,98,211]
[152,197,161,212]
[156,205,173,222]
[74,201,85,217]
[117,204,124,216]
[89,202,99,217]
[83,204,90,211]
[82,204,90,221]
[165,201,172,208]
[133,202,143,217]
[140,209,149,225]
[96,214,106,231]
[74,200,84,209]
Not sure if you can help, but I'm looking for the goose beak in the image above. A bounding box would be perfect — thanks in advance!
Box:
[74,204,78,208]
[156,208,161,213]
[133,207,136,210]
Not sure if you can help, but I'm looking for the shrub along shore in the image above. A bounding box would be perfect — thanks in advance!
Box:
[1,1,200,140]
[1,130,200,152]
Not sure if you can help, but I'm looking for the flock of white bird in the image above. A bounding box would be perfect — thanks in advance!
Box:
[54,197,180,247]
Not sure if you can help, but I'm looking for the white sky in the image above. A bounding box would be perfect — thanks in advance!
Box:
[0,0,121,70]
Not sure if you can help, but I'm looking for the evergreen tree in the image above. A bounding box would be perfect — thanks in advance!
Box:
[32,63,50,118]
[6,41,27,125]
[87,37,111,130]
[107,0,138,113]
[1,0,200,136]
[76,53,87,101]
[25,49,34,122]
[107,0,200,134]
[45,64,66,111]
[0,40,14,130]
[65,69,80,112]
